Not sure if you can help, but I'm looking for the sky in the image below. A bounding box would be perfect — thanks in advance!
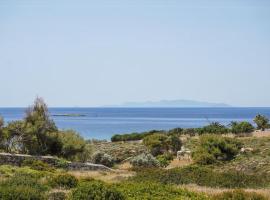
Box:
[0,0,270,107]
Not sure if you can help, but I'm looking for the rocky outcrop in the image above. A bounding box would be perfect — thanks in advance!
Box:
[0,152,112,171]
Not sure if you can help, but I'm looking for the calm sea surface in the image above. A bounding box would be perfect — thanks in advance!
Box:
[0,107,270,140]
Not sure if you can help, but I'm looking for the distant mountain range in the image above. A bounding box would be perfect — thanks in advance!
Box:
[108,100,230,108]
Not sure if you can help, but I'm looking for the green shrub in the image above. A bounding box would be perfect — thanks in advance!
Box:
[0,185,46,200]
[0,173,48,200]
[92,151,114,167]
[71,180,124,200]
[192,134,242,164]
[111,130,161,142]
[131,165,270,188]
[197,122,229,135]
[48,191,67,200]
[143,133,169,156]
[55,158,69,168]
[230,121,254,135]
[116,181,209,200]
[214,189,267,200]
[156,153,173,167]
[50,173,78,189]
[22,159,55,172]
[130,153,160,168]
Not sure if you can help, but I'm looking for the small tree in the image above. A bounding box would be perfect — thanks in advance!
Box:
[230,121,254,134]
[254,115,270,131]
[24,97,58,154]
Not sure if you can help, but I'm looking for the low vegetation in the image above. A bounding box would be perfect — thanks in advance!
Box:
[192,134,242,165]
[0,98,270,199]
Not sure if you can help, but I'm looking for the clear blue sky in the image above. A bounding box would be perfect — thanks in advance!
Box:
[0,0,270,107]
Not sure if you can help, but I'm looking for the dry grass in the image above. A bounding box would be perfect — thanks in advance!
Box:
[166,158,193,169]
[68,169,135,183]
[180,184,270,199]
[252,130,270,138]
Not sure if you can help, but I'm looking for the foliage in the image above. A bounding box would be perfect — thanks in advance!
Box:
[111,130,161,142]
[197,122,229,135]
[24,97,58,155]
[156,153,174,167]
[213,189,267,200]
[131,165,270,188]
[130,153,160,168]
[230,121,254,134]
[0,116,4,128]
[50,173,78,189]
[116,181,209,200]
[0,173,48,200]
[192,134,242,165]
[182,128,197,136]
[48,191,67,200]
[71,180,124,200]
[1,120,27,153]
[143,132,181,158]
[92,151,115,167]
[91,141,147,163]
[57,130,86,160]
[253,114,270,131]
[167,128,183,136]
[0,185,46,200]
[22,159,55,172]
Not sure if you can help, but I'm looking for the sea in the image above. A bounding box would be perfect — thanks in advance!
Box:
[0,107,270,140]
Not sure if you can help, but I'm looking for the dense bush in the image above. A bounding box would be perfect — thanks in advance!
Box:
[197,122,229,135]
[22,159,55,172]
[111,130,161,142]
[116,181,209,200]
[0,185,46,200]
[0,173,48,200]
[230,121,254,135]
[143,133,182,156]
[131,165,270,188]
[214,189,267,200]
[50,173,78,189]
[92,151,114,167]
[56,130,86,160]
[71,180,124,200]
[192,134,242,164]
[130,153,160,168]
[156,153,174,167]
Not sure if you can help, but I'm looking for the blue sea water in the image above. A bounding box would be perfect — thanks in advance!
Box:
[0,107,270,140]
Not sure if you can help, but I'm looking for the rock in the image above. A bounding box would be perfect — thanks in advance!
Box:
[0,152,112,171]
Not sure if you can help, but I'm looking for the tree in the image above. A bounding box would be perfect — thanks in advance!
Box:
[24,97,58,154]
[253,114,270,131]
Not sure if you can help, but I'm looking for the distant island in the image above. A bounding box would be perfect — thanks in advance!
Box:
[109,99,230,108]
[51,113,87,117]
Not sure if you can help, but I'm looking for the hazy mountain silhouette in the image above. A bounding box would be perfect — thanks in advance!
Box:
[109,100,230,107]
